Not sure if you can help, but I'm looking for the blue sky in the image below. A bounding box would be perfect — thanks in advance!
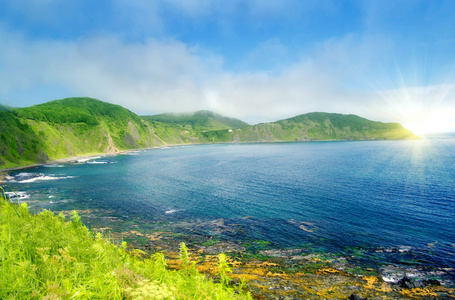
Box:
[1,0,455,132]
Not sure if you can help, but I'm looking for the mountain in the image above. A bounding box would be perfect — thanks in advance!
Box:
[0,98,416,169]
[12,98,161,159]
[143,110,249,131]
[202,112,416,142]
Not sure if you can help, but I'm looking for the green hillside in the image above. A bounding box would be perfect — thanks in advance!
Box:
[203,112,416,143]
[0,108,47,168]
[11,98,167,160]
[0,98,416,169]
[143,110,249,131]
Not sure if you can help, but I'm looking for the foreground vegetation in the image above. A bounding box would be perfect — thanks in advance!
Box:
[0,192,251,299]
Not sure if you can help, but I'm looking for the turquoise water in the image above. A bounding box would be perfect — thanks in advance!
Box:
[3,137,455,278]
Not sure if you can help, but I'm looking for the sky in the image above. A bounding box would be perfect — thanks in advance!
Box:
[1,0,455,133]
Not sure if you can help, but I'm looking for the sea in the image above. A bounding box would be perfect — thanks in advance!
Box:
[2,135,455,284]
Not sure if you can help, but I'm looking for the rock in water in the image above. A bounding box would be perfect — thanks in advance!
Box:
[421,278,441,287]
[396,276,416,289]
[348,293,367,300]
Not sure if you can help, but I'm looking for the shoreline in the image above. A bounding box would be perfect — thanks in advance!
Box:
[0,143,206,181]
[91,218,455,299]
[0,148,159,174]
[0,138,415,174]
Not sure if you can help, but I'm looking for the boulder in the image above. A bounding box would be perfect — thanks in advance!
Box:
[396,275,416,289]
[421,278,441,287]
[348,293,367,300]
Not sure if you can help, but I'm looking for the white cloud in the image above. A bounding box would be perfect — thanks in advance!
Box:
[0,23,454,131]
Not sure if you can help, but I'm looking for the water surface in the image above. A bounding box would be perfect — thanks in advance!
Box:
[3,137,455,279]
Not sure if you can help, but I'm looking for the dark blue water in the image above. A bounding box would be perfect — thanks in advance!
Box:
[3,137,455,273]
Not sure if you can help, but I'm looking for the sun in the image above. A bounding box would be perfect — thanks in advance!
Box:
[402,110,454,136]
[378,83,455,137]
[404,121,441,136]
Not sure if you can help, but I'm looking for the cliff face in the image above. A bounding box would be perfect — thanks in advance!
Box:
[0,98,417,169]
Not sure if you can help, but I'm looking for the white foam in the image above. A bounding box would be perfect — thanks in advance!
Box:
[4,191,30,200]
[125,150,144,155]
[22,176,74,183]
[86,161,109,164]
[13,174,75,183]
[77,156,102,163]
[398,246,412,253]
[16,172,32,178]
[382,276,397,283]
[20,176,59,183]
[4,175,15,182]
[165,209,178,214]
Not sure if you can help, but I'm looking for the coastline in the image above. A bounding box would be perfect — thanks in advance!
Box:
[91,216,455,299]
[0,148,154,174]
[0,136,421,175]
[0,143,202,181]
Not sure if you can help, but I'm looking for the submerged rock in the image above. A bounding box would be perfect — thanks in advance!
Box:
[396,276,416,289]
[395,275,441,289]
[421,278,441,287]
[347,293,367,300]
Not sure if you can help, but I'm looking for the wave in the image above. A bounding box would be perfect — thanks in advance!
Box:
[43,164,64,168]
[124,150,145,155]
[76,156,103,163]
[6,173,75,183]
[4,191,30,200]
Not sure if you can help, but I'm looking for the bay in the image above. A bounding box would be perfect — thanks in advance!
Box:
[3,136,455,279]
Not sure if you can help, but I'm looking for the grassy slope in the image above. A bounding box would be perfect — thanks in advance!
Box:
[205,112,417,143]
[146,120,203,145]
[1,98,206,168]
[0,193,251,299]
[13,98,160,156]
[0,108,48,168]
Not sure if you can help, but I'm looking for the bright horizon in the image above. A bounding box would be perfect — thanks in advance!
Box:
[1,1,455,133]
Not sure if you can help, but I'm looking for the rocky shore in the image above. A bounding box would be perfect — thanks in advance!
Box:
[153,240,454,299]
[81,213,454,300]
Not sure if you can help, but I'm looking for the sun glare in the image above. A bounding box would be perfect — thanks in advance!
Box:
[404,121,443,136]
[378,83,455,137]
[403,110,454,136]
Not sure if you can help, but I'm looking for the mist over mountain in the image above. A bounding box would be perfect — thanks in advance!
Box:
[143,110,249,131]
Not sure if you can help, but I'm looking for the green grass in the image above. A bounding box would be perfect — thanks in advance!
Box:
[233,112,417,143]
[0,109,47,168]
[0,193,252,299]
